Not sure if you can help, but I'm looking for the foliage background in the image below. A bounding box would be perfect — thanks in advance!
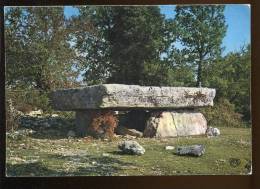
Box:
[5,5,251,129]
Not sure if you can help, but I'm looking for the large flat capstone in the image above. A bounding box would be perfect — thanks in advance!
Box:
[51,84,215,110]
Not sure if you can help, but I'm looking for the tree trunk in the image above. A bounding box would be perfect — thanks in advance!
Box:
[197,54,203,87]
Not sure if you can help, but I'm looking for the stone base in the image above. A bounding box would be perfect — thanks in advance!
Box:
[143,111,207,138]
[75,110,118,138]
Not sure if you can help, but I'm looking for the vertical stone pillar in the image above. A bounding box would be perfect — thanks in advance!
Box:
[75,110,92,137]
[143,110,207,138]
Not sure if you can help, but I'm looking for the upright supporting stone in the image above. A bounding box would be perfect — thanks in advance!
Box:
[75,110,118,138]
[143,111,207,138]
[75,110,92,137]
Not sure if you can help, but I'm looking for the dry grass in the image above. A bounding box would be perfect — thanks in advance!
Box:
[6,123,252,176]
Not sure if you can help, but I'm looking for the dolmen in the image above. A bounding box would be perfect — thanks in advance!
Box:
[51,84,216,138]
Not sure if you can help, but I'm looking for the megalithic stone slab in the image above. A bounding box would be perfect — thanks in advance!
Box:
[51,84,216,110]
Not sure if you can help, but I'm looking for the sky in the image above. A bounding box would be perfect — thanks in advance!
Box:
[64,4,251,55]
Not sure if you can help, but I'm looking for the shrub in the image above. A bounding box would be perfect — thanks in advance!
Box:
[200,98,244,127]
[6,99,20,131]
[6,88,52,113]
[87,110,118,139]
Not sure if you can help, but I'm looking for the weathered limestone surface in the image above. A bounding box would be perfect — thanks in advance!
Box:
[51,84,216,110]
[143,111,207,138]
[75,110,92,137]
[118,141,145,155]
[176,145,205,157]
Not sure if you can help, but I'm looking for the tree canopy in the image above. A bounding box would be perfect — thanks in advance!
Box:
[74,6,173,85]
[175,5,227,86]
[5,7,81,90]
[5,5,251,123]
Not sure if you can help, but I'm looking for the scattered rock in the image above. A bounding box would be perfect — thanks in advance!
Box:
[67,130,76,138]
[124,135,137,139]
[28,129,36,134]
[115,126,143,137]
[26,109,43,117]
[24,159,38,164]
[216,159,226,163]
[127,129,143,137]
[176,144,205,157]
[118,141,145,155]
[102,153,110,157]
[165,146,175,150]
[229,158,241,167]
[6,128,36,139]
[206,127,220,137]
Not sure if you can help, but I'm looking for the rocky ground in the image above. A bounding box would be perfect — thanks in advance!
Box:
[5,114,252,176]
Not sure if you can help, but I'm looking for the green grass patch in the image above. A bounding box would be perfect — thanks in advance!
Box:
[6,127,251,176]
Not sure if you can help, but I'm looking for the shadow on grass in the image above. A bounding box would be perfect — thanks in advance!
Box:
[6,162,64,176]
[6,153,135,176]
[108,151,143,156]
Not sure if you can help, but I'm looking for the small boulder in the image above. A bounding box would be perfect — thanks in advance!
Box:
[118,141,145,155]
[67,130,76,138]
[176,144,205,157]
[206,127,220,137]
[165,146,175,150]
[51,114,59,117]
[26,109,43,117]
[115,126,143,137]
[102,153,110,157]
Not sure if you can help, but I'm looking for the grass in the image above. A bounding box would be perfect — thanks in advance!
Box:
[6,122,251,176]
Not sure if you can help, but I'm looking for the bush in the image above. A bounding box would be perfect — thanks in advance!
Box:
[87,110,118,139]
[6,99,20,131]
[200,98,244,127]
[6,88,52,113]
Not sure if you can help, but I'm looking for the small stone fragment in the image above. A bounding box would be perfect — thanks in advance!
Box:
[118,141,145,155]
[26,109,43,117]
[165,146,175,150]
[229,158,241,167]
[206,127,220,137]
[102,153,110,157]
[115,126,143,137]
[176,144,205,157]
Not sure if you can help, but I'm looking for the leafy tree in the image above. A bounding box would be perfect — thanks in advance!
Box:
[165,48,197,86]
[205,44,251,121]
[174,5,227,86]
[5,7,81,91]
[74,6,173,85]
